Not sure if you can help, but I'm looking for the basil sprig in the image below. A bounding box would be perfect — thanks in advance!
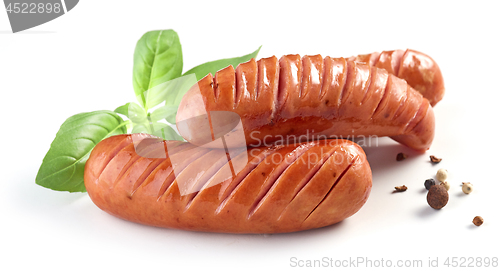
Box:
[116,30,261,140]
[37,29,261,192]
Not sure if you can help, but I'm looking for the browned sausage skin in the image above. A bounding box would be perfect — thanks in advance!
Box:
[348,49,444,107]
[176,55,435,151]
[84,134,372,234]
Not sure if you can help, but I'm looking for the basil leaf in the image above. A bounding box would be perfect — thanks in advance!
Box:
[149,105,178,123]
[183,46,261,81]
[142,73,198,123]
[124,102,148,124]
[143,74,197,110]
[163,73,198,108]
[133,30,183,109]
[131,123,150,134]
[36,111,128,192]
[130,120,183,141]
[114,103,131,116]
[150,123,184,141]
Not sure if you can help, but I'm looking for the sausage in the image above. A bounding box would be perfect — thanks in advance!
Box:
[176,55,435,152]
[347,49,444,107]
[84,134,372,234]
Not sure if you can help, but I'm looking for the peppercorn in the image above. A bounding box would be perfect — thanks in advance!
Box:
[396,152,407,161]
[462,182,473,194]
[424,179,436,190]
[427,185,449,209]
[440,181,451,191]
[394,185,407,192]
[430,155,442,164]
[436,168,448,182]
[473,216,484,226]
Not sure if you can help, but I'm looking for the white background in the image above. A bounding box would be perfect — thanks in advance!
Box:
[1,1,499,270]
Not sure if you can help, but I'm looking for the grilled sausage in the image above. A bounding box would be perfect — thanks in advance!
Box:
[348,49,444,106]
[176,55,435,151]
[84,134,372,234]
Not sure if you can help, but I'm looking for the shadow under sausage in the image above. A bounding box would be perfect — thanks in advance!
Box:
[135,218,348,239]
[358,138,424,181]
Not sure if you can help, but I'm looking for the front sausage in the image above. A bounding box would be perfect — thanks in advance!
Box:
[348,49,445,107]
[84,134,372,234]
[176,55,435,151]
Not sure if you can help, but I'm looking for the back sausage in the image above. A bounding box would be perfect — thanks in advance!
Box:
[176,55,435,151]
[84,134,372,233]
[348,49,444,107]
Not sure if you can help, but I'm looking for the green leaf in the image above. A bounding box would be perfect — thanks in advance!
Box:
[150,105,178,123]
[133,30,183,109]
[150,123,184,141]
[163,73,198,107]
[125,102,148,124]
[36,111,128,192]
[114,103,131,116]
[183,46,261,81]
[143,75,186,110]
[142,73,198,122]
[131,123,150,134]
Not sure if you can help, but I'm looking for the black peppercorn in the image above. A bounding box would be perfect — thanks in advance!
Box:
[424,178,436,190]
[396,152,408,161]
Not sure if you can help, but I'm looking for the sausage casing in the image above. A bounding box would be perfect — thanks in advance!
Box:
[348,49,444,107]
[84,134,372,233]
[176,55,435,151]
